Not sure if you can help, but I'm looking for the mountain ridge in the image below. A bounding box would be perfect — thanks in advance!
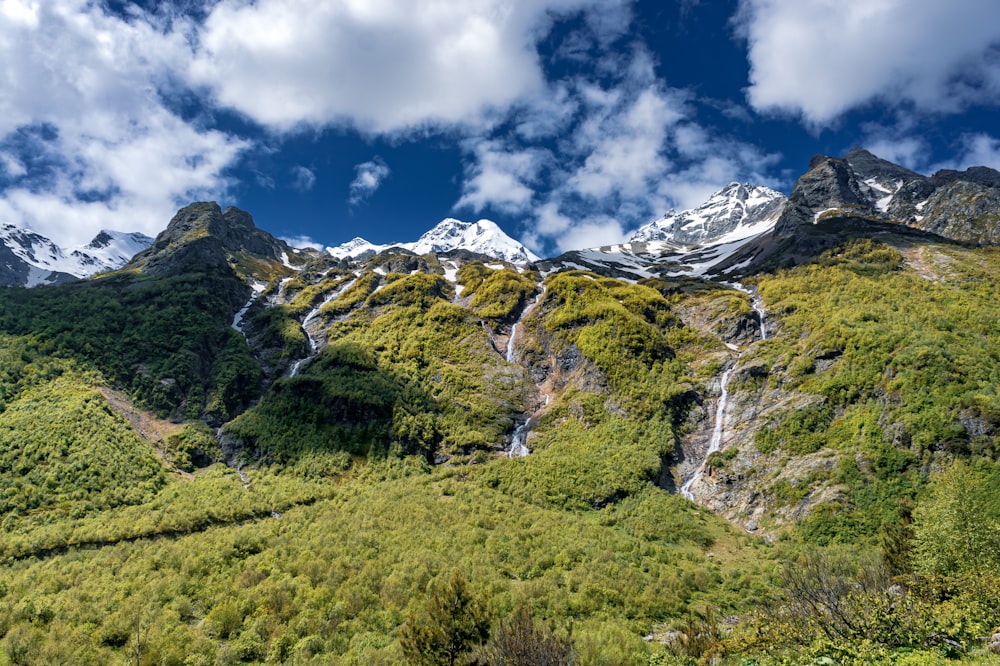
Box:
[327,217,540,264]
[0,224,153,287]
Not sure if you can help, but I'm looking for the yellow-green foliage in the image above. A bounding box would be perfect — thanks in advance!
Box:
[480,395,673,511]
[0,459,751,664]
[287,272,354,314]
[368,273,452,308]
[321,271,381,316]
[465,267,537,321]
[0,365,164,519]
[0,271,261,420]
[165,421,222,472]
[228,276,527,459]
[746,240,1000,543]
[545,273,678,384]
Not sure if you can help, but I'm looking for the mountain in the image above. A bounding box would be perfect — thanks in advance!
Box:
[771,147,1000,243]
[0,224,152,287]
[1,151,1000,663]
[327,217,539,264]
[630,182,786,246]
[129,201,296,277]
[539,183,786,280]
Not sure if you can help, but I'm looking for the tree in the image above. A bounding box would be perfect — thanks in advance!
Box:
[478,605,577,666]
[401,571,490,666]
[912,459,1000,577]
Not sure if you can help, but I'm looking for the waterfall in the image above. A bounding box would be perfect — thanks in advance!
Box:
[679,282,769,501]
[508,420,531,458]
[750,292,768,340]
[505,324,518,363]
[681,363,735,501]
[504,288,545,364]
[729,282,768,341]
[287,278,357,378]
[502,287,546,456]
[232,281,267,339]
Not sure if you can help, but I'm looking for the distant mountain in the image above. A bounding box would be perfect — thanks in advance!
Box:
[630,183,786,246]
[539,183,786,280]
[328,218,539,264]
[0,224,153,287]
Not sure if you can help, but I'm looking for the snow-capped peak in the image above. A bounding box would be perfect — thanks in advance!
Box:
[326,237,389,260]
[77,230,155,270]
[630,183,786,247]
[0,224,153,281]
[327,218,539,264]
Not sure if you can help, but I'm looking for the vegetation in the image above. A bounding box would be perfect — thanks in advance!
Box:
[0,233,999,663]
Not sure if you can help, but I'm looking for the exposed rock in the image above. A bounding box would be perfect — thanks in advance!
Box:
[988,629,1000,654]
[772,148,1000,245]
[130,202,292,277]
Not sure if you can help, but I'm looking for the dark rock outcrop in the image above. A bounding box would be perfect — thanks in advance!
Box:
[130,202,292,277]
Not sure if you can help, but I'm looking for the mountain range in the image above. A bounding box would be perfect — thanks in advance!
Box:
[0,148,998,664]
[0,225,152,287]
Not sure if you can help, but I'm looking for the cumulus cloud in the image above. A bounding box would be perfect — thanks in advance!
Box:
[461,46,782,255]
[456,141,545,213]
[737,0,1000,127]
[348,157,391,205]
[0,1,244,244]
[862,134,930,172]
[932,134,1000,172]
[189,0,628,134]
[280,234,324,251]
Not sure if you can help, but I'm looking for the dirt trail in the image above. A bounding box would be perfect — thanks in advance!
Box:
[901,245,950,283]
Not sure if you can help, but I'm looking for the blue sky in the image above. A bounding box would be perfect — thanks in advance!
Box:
[1,0,998,258]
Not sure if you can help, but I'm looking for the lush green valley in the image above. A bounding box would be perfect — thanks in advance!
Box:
[0,198,998,665]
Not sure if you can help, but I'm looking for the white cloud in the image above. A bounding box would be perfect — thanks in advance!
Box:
[456,141,544,213]
[280,234,324,251]
[862,136,929,172]
[737,0,1000,127]
[475,47,782,255]
[349,157,391,205]
[556,217,628,253]
[189,0,628,134]
[932,133,1000,172]
[0,1,245,245]
[290,165,316,192]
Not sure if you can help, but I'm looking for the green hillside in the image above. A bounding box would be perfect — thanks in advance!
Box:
[0,212,998,664]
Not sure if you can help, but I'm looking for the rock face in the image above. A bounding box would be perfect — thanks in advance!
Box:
[130,202,292,276]
[774,147,1000,244]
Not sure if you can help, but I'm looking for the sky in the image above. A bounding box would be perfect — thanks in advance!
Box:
[0,0,998,258]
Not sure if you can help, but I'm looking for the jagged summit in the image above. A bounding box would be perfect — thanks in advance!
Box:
[130,202,293,276]
[0,224,153,287]
[773,148,1000,245]
[630,183,786,247]
[328,217,539,264]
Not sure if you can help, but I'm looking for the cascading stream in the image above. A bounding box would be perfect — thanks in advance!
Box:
[505,289,545,364]
[681,364,735,500]
[288,278,357,377]
[681,283,768,501]
[505,288,546,457]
